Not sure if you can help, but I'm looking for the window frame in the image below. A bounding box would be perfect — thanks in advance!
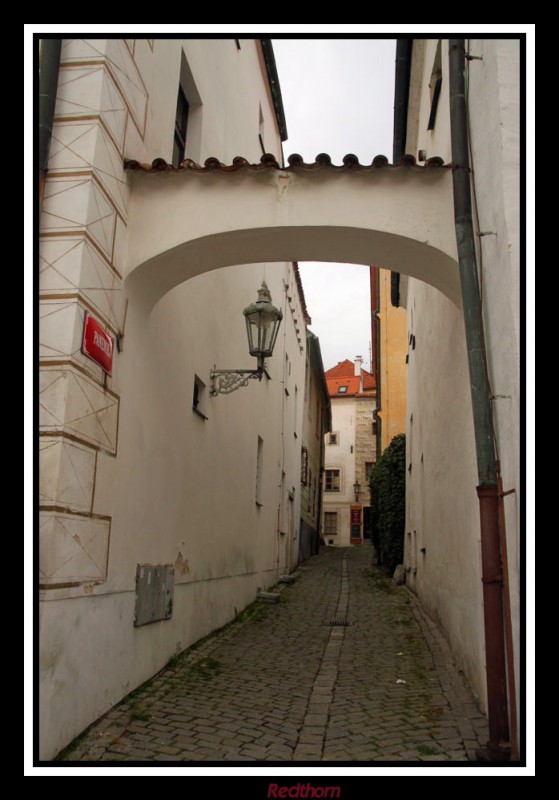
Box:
[255,436,264,507]
[324,511,338,536]
[192,374,208,420]
[172,85,190,167]
[325,469,341,493]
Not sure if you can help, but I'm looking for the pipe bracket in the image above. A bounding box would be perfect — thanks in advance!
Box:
[482,574,503,585]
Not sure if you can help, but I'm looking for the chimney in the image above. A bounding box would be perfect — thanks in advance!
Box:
[354,355,363,393]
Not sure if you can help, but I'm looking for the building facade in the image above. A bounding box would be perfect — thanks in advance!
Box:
[393,38,520,749]
[39,38,317,760]
[299,330,332,562]
[322,359,377,547]
[370,266,408,455]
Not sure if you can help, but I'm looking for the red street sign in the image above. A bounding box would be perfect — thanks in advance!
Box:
[82,313,114,375]
[350,506,362,525]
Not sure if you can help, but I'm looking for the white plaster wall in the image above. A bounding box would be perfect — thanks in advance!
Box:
[403,39,520,711]
[40,571,263,759]
[404,282,486,701]
[125,39,280,167]
[39,39,304,760]
[41,260,306,760]
[467,41,521,688]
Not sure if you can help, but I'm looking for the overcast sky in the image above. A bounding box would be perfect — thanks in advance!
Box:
[272,38,396,373]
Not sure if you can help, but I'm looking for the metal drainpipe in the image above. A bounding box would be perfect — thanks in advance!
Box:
[448,39,511,761]
[39,39,62,211]
[370,266,381,455]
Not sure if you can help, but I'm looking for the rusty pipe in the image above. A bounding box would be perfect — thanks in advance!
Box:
[476,484,510,759]
[497,466,519,762]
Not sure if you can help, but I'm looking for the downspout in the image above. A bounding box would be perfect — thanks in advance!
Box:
[39,39,62,212]
[371,266,382,458]
[448,39,511,761]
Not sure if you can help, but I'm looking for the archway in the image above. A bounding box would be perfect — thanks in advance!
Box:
[124,159,459,309]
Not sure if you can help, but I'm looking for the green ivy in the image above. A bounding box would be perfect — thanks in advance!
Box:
[369,433,406,571]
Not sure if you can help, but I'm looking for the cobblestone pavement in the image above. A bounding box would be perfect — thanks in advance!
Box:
[61,546,489,763]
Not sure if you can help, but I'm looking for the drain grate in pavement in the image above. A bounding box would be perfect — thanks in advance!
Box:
[325,619,354,626]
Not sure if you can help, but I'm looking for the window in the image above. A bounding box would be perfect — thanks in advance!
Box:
[427,41,442,131]
[328,433,338,446]
[325,469,340,492]
[301,447,309,486]
[255,436,264,506]
[172,86,189,167]
[258,105,265,154]
[337,385,348,394]
[372,421,377,435]
[192,375,208,419]
[365,462,374,482]
[324,512,338,536]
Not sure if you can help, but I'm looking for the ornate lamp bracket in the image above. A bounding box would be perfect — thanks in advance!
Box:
[210,366,263,396]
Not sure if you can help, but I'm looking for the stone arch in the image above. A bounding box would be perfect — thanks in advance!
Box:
[123,159,460,309]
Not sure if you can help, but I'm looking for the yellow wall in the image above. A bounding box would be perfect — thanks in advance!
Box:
[378,268,407,452]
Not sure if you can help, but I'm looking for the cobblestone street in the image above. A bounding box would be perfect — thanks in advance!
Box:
[60,546,489,763]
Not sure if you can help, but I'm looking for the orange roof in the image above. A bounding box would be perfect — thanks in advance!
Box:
[325,359,356,378]
[325,361,376,398]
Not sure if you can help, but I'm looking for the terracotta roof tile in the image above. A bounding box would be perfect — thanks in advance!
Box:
[325,361,376,397]
[325,360,357,378]
[124,153,448,174]
[327,376,360,396]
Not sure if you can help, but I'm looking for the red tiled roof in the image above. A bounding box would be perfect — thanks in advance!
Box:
[325,360,356,378]
[124,153,448,173]
[325,361,376,397]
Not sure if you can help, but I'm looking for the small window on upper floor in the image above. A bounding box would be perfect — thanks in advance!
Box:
[192,374,208,419]
[173,86,190,167]
[338,385,348,394]
[324,511,338,535]
[328,433,338,446]
[255,436,264,506]
[258,105,265,155]
[428,40,442,131]
[325,469,341,493]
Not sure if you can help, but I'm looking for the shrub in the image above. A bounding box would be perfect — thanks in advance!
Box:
[369,433,406,571]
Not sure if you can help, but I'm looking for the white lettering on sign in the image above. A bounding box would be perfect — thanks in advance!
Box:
[82,313,114,374]
[93,329,113,356]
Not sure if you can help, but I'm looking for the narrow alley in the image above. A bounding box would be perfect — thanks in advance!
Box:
[60,547,488,763]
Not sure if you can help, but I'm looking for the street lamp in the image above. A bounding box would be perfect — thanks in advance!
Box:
[210,282,283,396]
[353,480,361,502]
